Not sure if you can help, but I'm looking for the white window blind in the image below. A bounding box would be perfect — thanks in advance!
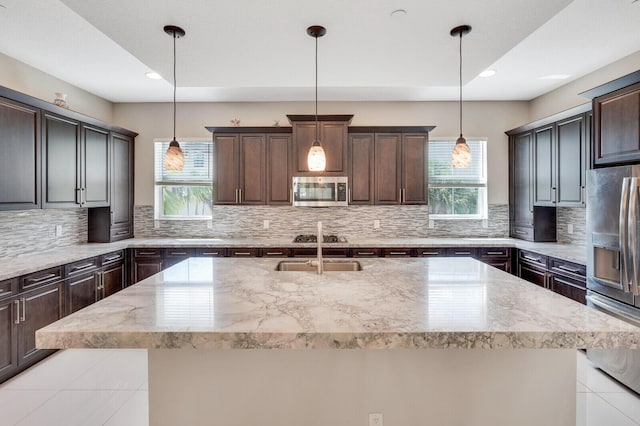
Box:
[154,141,213,185]
[428,140,485,186]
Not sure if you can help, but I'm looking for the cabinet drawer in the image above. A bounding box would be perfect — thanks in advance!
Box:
[195,248,226,257]
[511,225,533,241]
[549,274,586,304]
[383,248,412,257]
[549,258,585,278]
[165,248,195,258]
[65,257,100,276]
[110,225,132,240]
[478,247,511,258]
[20,266,64,292]
[518,250,548,268]
[292,248,349,258]
[0,278,17,300]
[260,248,291,257]
[518,262,547,287]
[445,248,477,257]
[101,250,125,266]
[133,248,162,258]
[416,248,446,257]
[228,248,259,257]
[350,248,382,257]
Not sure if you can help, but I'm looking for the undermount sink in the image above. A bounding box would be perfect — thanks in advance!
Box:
[275,260,363,272]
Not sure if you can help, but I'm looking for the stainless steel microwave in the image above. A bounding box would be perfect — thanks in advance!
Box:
[292,176,348,207]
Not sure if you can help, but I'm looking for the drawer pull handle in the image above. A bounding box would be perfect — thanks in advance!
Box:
[523,255,542,263]
[422,251,439,255]
[71,263,95,272]
[485,251,504,255]
[455,251,471,255]
[555,265,581,274]
[170,252,188,255]
[234,252,251,256]
[357,252,375,255]
[202,252,221,255]
[389,251,407,255]
[266,252,284,256]
[138,251,158,256]
[103,255,122,262]
[20,298,26,322]
[515,230,527,235]
[26,273,57,284]
[14,300,20,324]
[116,231,128,235]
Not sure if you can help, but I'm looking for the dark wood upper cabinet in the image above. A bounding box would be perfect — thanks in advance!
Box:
[213,134,239,204]
[374,133,402,204]
[288,115,352,176]
[348,133,375,205]
[533,125,555,206]
[0,97,40,210]
[510,131,533,227]
[42,113,81,208]
[556,115,586,207]
[582,72,640,167]
[267,134,292,205]
[401,133,428,205]
[82,125,110,207]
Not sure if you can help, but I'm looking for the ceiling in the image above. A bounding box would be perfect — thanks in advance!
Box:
[0,0,638,103]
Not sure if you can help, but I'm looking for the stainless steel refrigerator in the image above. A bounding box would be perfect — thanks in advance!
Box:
[587,164,640,393]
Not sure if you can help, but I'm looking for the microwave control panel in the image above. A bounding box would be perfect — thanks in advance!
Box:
[337,183,347,201]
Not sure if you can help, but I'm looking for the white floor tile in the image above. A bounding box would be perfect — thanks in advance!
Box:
[598,392,640,424]
[580,365,631,393]
[4,349,115,390]
[15,390,135,426]
[0,390,57,425]
[577,393,638,426]
[577,382,592,393]
[577,350,589,384]
[69,349,147,391]
[104,390,149,426]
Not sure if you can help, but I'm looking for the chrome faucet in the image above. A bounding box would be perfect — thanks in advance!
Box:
[308,221,324,274]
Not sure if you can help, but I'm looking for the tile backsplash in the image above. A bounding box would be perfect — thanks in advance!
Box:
[134,204,509,240]
[556,207,586,247]
[0,209,87,258]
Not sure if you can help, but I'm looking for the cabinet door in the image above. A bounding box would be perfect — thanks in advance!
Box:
[402,133,428,205]
[510,132,532,227]
[374,133,402,204]
[17,283,63,366]
[548,274,586,304]
[595,85,640,166]
[349,133,374,205]
[43,113,81,207]
[133,259,163,284]
[0,298,18,382]
[102,262,125,299]
[239,134,266,205]
[556,115,585,207]
[517,262,547,288]
[213,134,239,204]
[67,273,98,315]
[267,134,292,205]
[111,132,134,238]
[82,125,110,207]
[533,126,555,206]
[0,98,40,210]
[292,121,348,174]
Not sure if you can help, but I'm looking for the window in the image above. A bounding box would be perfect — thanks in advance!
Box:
[428,139,487,219]
[154,140,213,219]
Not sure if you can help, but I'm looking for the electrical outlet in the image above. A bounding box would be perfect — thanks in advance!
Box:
[55,225,62,237]
[373,220,380,229]
[263,220,270,229]
[428,219,435,229]
[369,413,384,426]
[568,224,574,234]
[207,220,213,229]
[482,219,488,229]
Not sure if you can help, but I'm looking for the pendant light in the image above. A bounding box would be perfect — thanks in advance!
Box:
[164,25,186,171]
[306,25,327,172]
[450,25,472,169]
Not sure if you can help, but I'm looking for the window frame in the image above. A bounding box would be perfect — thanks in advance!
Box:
[154,138,213,221]
[427,138,488,220]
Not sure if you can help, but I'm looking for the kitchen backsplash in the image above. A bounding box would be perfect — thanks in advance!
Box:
[134,204,509,240]
[0,209,87,258]
[556,207,586,247]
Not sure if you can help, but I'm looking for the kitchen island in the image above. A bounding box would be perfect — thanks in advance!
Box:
[36,257,640,425]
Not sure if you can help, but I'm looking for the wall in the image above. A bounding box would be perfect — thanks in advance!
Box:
[0,52,113,123]
[528,51,640,123]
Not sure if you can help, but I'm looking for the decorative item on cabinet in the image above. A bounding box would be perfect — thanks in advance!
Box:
[581,70,640,167]
[53,92,68,108]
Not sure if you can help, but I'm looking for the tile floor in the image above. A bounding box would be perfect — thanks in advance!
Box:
[0,349,639,425]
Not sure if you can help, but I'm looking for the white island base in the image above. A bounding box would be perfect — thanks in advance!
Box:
[148,348,576,426]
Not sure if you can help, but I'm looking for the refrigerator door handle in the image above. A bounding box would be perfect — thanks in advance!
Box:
[629,177,639,295]
[620,177,631,292]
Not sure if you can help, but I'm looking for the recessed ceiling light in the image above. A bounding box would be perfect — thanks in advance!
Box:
[390,9,407,17]
[540,74,571,80]
[146,72,162,80]
[479,69,496,78]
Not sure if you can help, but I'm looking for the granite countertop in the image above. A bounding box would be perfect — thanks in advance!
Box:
[0,237,586,282]
[36,257,639,351]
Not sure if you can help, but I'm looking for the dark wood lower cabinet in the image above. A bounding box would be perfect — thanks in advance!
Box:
[102,261,125,299]
[66,272,98,315]
[0,297,18,382]
[133,259,163,283]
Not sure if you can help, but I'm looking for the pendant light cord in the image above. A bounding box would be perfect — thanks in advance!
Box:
[314,35,319,142]
[458,31,463,139]
[173,32,177,142]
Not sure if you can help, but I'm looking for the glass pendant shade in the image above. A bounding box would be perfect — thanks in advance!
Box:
[307,140,326,171]
[165,139,184,171]
[451,135,471,168]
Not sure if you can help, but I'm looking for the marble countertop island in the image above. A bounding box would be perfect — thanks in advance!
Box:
[35,257,639,425]
[36,257,637,350]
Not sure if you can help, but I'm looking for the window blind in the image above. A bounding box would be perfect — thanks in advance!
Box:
[154,141,213,184]
[428,140,486,185]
